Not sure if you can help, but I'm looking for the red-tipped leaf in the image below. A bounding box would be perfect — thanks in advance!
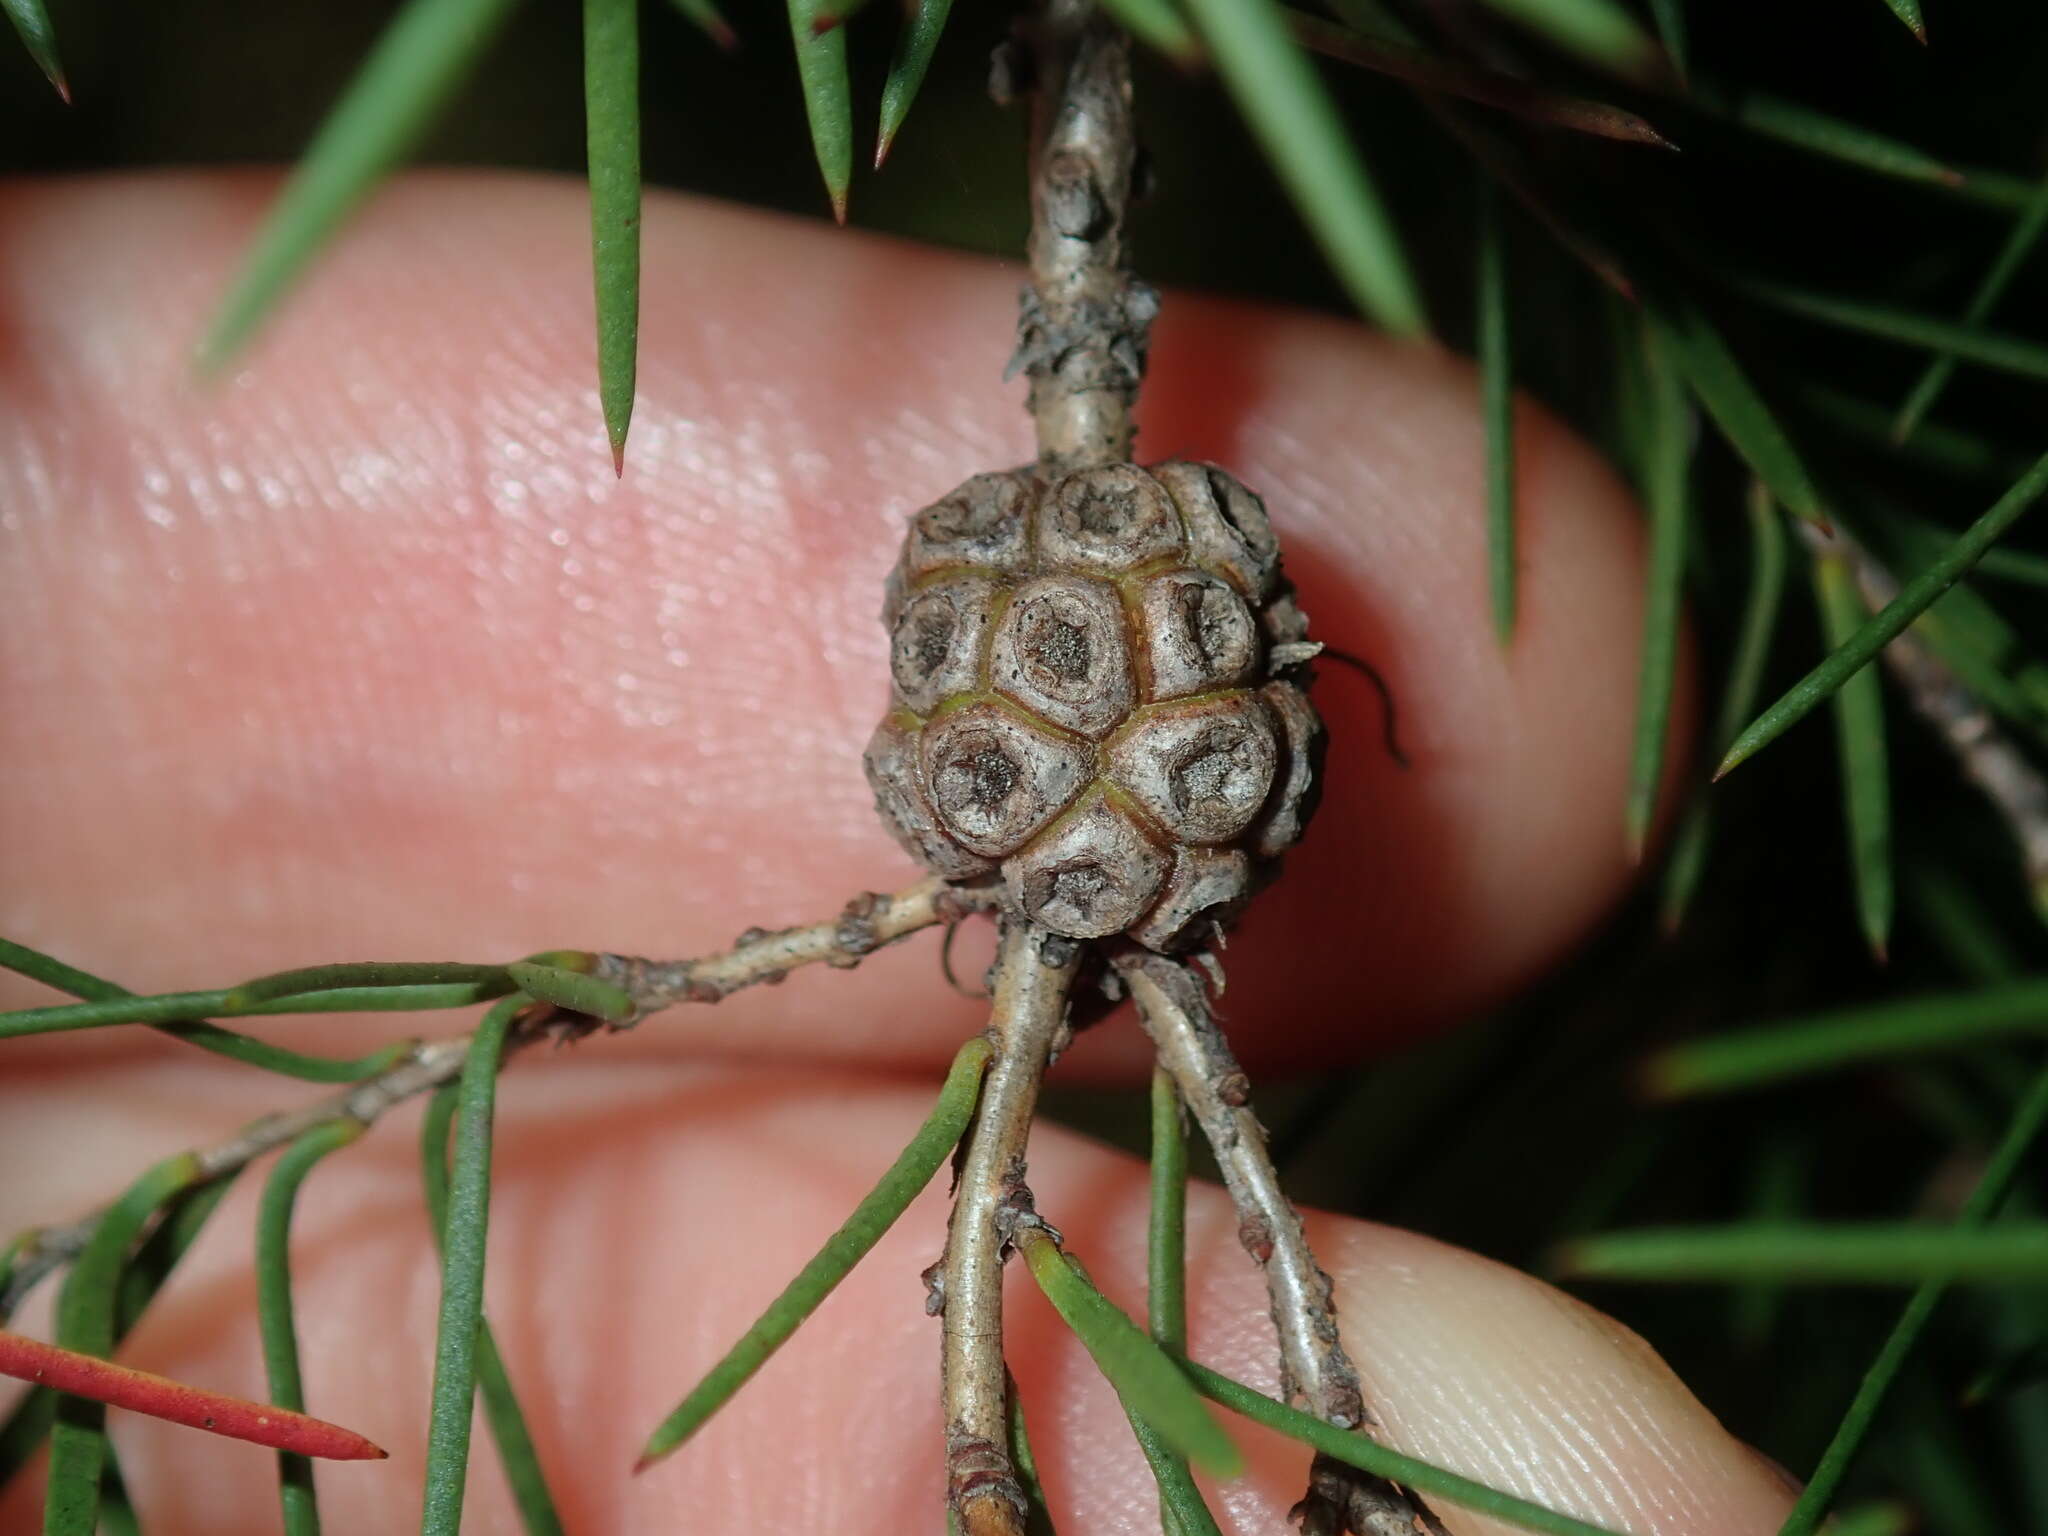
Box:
[0,1328,387,1460]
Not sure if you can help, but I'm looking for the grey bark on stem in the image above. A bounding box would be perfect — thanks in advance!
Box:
[1013,0,1159,477]
[596,875,999,1015]
[1115,949,1447,1536]
[940,918,1082,1536]
[3,878,979,1322]
[1822,525,2048,900]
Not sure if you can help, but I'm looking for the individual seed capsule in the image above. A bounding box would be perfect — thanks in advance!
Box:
[1136,569,1259,700]
[1250,681,1325,860]
[1007,790,1170,939]
[1035,463,1185,574]
[989,575,1134,739]
[920,702,1092,859]
[864,717,998,880]
[1105,693,1279,846]
[1127,845,1254,953]
[891,575,999,716]
[1149,460,1281,601]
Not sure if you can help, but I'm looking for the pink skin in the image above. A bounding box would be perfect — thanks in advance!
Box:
[0,175,1780,1535]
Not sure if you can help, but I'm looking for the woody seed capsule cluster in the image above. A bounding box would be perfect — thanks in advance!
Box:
[865,461,1324,951]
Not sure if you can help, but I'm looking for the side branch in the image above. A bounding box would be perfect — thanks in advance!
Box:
[3,1031,499,1319]
[5,877,991,1319]
[598,875,998,1016]
[941,918,1082,1536]
[1115,950,1445,1536]
[1013,0,1157,476]
[1827,527,2048,898]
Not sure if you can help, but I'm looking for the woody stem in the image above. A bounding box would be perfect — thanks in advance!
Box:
[941,918,1082,1536]
[1017,0,1157,477]
[1116,950,1447,1536]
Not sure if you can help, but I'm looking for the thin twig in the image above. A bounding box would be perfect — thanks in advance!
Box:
[1011,0,1156,476]
[1822,527,2048,904]
[4,879,988,1318]
[597,875,998,1014]
[941,918,1083,1536]
[3,1033,488,1319]
[1115,950,1445,1536]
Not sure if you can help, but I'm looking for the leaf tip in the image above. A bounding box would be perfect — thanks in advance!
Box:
[830,189,849,226]
[631,1441,671,1475]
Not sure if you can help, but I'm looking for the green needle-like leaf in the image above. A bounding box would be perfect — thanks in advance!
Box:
[1728,95,1959,188]
[1740,279,2048,383]
[503,962,634,1022]
[1729,1137,1806,1352]
[664,0,735,48]
[1776,1063,2048,1536]
[1478,181,1517,643]
[637,1036,992,1466]
[1289,14,1673,146]
[811,0,878,28]
[1470,0,1658,77]
[0,983,490,1088]
[1660,482,1788,930]
[1651,297,1826,527]
[1799,386,2036,483]
[258,1120,365,1536]
[876,0,954,166]
[423,1088,566,1536]
[229,961,514,1006]
[1646,979,2048,1097]
[1180,1359,1631,1536]
[585,0,642,470]
[1825,1505,1913,1536]
[1896,176,2048,442]
[1626,325,1690,858]
[95,1448,139,1536]
[2,0,66,100]
[420,995,525,1536]
[1180,0,1425,335]
[1976,545,2048,586]
[0,937,421,1082]
[1136,1071,1219,1536]
[1876,0,1925,43]
[44,1154,204,1536]
[788,0,853,221]
[1097,0,1199,60]
[198,0,524,369]
[1016,1231,1240,1476]
[1006,1380,1059,1536]
[1147,1070,1188,1354]
[1719,449,2048,775]
[1644,0,1684,81]
[1811,547,1893,959]
[1128,1411,1222,1536]
[1561,1224,2048,1284]
[1,1178,235,1494]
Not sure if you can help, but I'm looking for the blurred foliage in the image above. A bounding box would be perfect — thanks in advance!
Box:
[6,0,2048,1529]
